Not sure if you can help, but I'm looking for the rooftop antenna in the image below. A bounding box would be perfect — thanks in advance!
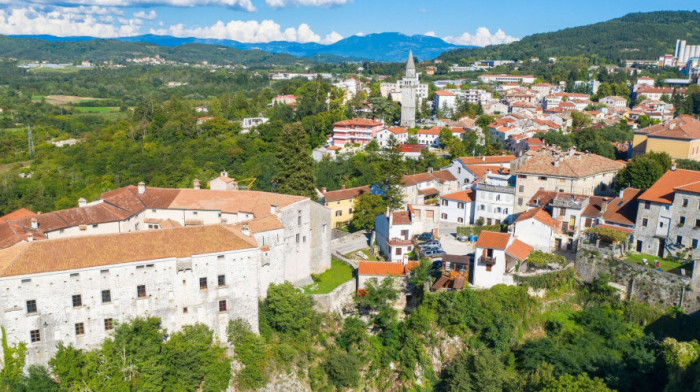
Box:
[27,125,35,158]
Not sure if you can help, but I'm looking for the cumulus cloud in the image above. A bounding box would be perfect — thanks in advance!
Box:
[424,31,436,37]
[133,10,157,20]
[266,0,350,8]
[0,5,142,37]
[151,19,343,44]
[16,0,256,12]
[444,27,519,47]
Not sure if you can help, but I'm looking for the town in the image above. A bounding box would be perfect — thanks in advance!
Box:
[0,7,700,392]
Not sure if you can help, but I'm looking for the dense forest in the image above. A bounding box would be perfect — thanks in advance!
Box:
[439,11,700,63]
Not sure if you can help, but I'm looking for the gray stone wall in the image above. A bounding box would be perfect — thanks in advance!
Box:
[575,247,700,313]
[633,201,665,256]
[667,190,700,258]
[310,280,356,314]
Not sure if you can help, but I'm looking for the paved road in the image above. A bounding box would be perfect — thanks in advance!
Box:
[332,233,371,256]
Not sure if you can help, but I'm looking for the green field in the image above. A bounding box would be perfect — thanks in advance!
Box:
[625,253,683,272]
[72,106,120,113]
[303,258,354,294]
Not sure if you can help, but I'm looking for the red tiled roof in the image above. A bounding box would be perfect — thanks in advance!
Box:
[516,149,624,178]
[475,231,510,250]
[465,165,509,181]
[602,188,643,225]
[358,261,406,276]
[506,239,533,261]
[639,169,700,204]
[388,126,407,134]
[323,185,370,202]
[514,207,555,227]
[0,209,35,223]
[440,189,475,203]
[635,115,700,141]
[402,169,456,186]
[435,90,455,96]
[417,187,439,195]
[392,211,411,225]
[334,118,383,127]
[457,155,515,165]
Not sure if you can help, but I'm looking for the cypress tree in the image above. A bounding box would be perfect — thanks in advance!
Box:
[274,123,317,199]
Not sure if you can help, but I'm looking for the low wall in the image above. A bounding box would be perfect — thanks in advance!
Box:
[576,247,700,313]
[330,230,368,248]
[310,279,356,314]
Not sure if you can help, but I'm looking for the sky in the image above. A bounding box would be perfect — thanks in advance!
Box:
[0,0,697,46]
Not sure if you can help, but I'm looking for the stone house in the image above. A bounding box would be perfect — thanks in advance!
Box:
[375,210,414,263]
[473,231,532,288]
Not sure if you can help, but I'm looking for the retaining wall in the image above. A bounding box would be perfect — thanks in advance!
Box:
[310,279,356,314]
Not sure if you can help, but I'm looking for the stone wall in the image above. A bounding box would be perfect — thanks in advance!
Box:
[575,247,700,313]
[310,280,356,314]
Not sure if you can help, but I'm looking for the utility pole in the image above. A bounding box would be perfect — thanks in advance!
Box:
[27,125,35,158]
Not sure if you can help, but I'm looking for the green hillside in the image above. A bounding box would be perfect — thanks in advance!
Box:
[0,35,340,66]
[439,11,700,64]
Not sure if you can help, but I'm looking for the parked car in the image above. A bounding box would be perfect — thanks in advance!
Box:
[417,232,434,241]
[420,240,441,248]
[423,248,446,257]
[457,234,468,242]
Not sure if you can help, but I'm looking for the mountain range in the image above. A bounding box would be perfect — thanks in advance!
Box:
[8,32,471,63]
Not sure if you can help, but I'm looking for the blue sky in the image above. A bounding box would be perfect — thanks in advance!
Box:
[0,0,697,45]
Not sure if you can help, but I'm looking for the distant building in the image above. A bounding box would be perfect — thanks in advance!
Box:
[434,90,457,115]
[632,115,700,160]
[675,39,700,64]
[331,118,384,147]
[400,50,419,128]
[241,117,269,132]
[321,185,371,228]
[439,189,475,225]
[473,231,532,289]
[478,74,536,84]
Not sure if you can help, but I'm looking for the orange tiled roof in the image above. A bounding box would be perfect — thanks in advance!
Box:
[0,225,255,278]
[465,165,509,181]
[457,155,515,165]
[635,115,700,141]
[0,208,36,223]
[388,126,407,134]
[475,231,510,250]
[516,149,624,178]
[602,188,643,225]
[440,189,474,203]
[334,118,383,127]
[514,207,555,227]
[506,239,533,261]
[402,169,456,186]
[392,211,411,225]
[323,185,370,202]
[358,261,406,276]
[639,169,700,204]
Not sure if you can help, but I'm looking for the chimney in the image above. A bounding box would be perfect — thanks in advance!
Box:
[601,198,609,214]
[341,184,346,190]
[193,179,200,190]
[241,224,250,237]
[78,197,87,208]
[481,156,486,161]
[321,187,327,194]
[619,189,624,198]
[138,181,146,194]
[27,233,33,242]
[535,197,540,206]
[270,204,278,215]
[671,162,677,171]
[221,170,228,178]
[385,205,391,218]
[30,218,38,230]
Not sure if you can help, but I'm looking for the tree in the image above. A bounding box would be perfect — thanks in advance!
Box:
[571,112,592,129]
[228,319,270,390]
[0,326,26,387]
[378,137,406,209]
[350,192,386,231]
[323,349,362,389]
[274,123,317,198]
[441,349,516,392]
[615,151,671,190]
[476,115,494,130]
[262,282,318,338]
[536,373,615,392]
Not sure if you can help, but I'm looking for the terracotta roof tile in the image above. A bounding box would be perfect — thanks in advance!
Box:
[440,189,474,203]
[358,261,406,276]
[323,186,370,202]
[334,118,383,127]
[635,115,700,140]
[514,207,555,227]
[506,239,533,261]
[387,126,407,134]
[0,209,36,223]
[475,231,510,250]
[169,189,304,216]
[639,169,700,204]
[516,149,624,178]
[392,211,411,225]
[602,188,643,225]
[457,156,515,165]
[0,225,255,277]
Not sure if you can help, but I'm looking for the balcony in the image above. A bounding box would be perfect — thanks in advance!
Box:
[480,256,495,266]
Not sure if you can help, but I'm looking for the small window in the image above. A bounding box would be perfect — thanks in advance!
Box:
[348,208,353,214]
[218,300,227,312]
[680,216,686,225]
[660,222,664,228]
[458,217,464,223]
[137,285,146,298]
[218,275,226,286]
[199,277,208,290]
[683,198,689,207]
[693,239,699,249]
[26,300,37,314]
[92,224,98,228]
[100,269,109,274]
[458,202,465,209]
[642,218,648,227]
[75,323,85,336]
[441,199,448,206]
[70,273,79,278]
[296,234,300,243]
[30,330,40,343]
[183,307,188,314]
[677,236,683,245]
[395,248,402,256]
[303,236,307,243]
[217,255,224,260]
[441,213,447,219]
[104,318,114,331]
[696,219,700,228]
[518,185,524,192]
[645,201,650,210]
[539,176,547,181]
[518,198,523,206]
[192,211,198,215]
[335,210,342,217]
[72,295,82,307]
[102,290,111,303]
[298,215,302,226]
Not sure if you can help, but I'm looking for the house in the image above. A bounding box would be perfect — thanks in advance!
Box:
[375,127,408,147]
[195,106,208,113]
[473,171,516,225]
[321,185,371,228]
[631,115,700,160]
[513,147,624,213]
[209,171,239,191]
[357,261,419,291]
[401,169,459,206]
[513,207,555,251]
[375,210,414,263]
[332,118,384,147]
[439,189,475,225]
[271,95,297,106]
[416,126,464,147]
[442,155,516,187]
[478,74,536,84]
[473,231,532,288]
[241,117,269,132]
[599,188,643,233]
[633,167,700,258]
[600,96,628,110]
[434,90,457,115]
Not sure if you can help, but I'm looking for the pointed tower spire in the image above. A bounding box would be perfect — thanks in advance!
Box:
[406,50,415,71]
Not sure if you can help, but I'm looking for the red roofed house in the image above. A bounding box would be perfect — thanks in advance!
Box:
[417,126,465,147]
[332,118,384,147]
[442,155,516,187]
[439,189,475,224]
[632,115,700,160]
[272,95,297,105]
[375,126,408,147]
[473,231,532,288]
[434,90,457,115]
[375,209,414,263]
[634,167,700,258]
[513,207,555,251]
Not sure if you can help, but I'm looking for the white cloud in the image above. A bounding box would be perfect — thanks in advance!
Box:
[0,5,142,37]
[150,19,342,44]
[133,10,157,20]
[16,0,256,12]
[424,31,436,37]
[444,27,519,47]
[265,0,350,8]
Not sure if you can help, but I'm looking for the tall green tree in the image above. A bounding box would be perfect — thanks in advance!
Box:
[350,192,386,232]
[615,152,671,190]
[274,123,317,198]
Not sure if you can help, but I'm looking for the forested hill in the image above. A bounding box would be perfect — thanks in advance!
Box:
[439,11,700,64]
[0,35,349,66]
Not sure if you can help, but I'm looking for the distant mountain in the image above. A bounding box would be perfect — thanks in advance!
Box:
[11,32,473,63]
[439,10,700,63]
